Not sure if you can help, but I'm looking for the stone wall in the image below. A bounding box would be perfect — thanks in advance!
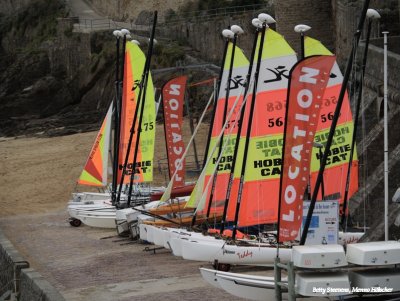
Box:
[349,39,400,231]
[157,11,263,64]
[0,229,65,300]
[0,229,24,298]
[275,0,334,58]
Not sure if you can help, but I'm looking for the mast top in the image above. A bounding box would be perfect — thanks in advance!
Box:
[113,30,122,37]
[258,13,275,24]
[367,8,381,19]
[294,24,311,33]
[252,18,262,28]
[120,28,130,36]
[231,25,244,35]
[222,29,235,39]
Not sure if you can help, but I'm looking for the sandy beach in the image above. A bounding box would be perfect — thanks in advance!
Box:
[0,120,208,218]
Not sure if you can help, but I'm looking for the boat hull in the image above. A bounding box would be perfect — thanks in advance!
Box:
[75,209,116,228]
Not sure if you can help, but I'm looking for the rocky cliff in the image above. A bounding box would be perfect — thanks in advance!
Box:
[0,0,142,137]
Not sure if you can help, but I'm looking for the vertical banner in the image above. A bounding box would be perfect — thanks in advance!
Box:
[279,55,335,242]
[162,76,187,187]
[305,36,359,209]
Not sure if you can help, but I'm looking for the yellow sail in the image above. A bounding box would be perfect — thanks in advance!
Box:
[186,41,249,210]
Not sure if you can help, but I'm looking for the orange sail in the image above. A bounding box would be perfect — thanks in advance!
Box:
[77,103,112,187]
[225,29,298,227]
[190,41,249,214]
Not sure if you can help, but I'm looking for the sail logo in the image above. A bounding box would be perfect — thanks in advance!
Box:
[119,160,152,175]
[264,65,290,83]
[131,79,141,91]
[228,74,246,90]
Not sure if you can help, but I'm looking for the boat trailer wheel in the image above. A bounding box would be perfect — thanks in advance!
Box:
[69,218,82,227]
[213,260,231,272]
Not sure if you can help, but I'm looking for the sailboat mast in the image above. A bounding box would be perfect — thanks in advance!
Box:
[219,23,259,234]
[231,21,268,240]
[300,0,370,245]
[127,11,158,207]
[205,30,238,220]
[341,10,380,226]
[111,30,123,205]
[383,30,389,241]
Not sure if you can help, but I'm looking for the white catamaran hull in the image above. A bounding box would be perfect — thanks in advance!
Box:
[68,201,114,219]
[74,207,116,228]
[182,239,292,266]
[200,267,289,300]
[175,230,364,266]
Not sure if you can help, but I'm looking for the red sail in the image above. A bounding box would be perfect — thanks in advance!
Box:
[162,76,187,187]
[279,55,335,242]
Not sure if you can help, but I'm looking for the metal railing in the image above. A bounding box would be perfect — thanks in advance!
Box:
[73,18,151,31]
[71,3,266,31]
[163,3,265,25]
[74,18,115,30]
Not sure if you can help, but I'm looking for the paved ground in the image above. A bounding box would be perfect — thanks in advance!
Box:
[0,210,254,300]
